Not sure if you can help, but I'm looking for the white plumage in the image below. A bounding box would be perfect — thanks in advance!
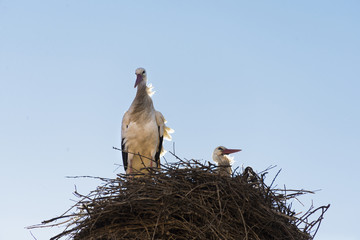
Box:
[121,68,173,175]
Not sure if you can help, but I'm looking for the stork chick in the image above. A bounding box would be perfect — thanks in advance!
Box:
[121,68,173,176]
[212,146,241,177]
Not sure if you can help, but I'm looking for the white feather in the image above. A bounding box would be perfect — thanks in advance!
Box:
[146,83,155,97]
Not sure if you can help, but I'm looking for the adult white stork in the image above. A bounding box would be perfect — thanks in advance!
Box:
[121,68,173,175]
[212,146,241,177]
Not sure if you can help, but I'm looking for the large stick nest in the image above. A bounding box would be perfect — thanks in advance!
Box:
[30,157,329,240]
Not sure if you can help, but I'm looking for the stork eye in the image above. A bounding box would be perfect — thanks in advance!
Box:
[218,147,223,150]
[143,70,146,74]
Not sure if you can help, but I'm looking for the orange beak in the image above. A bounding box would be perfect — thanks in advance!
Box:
[222,149,242,155]
[134,74,143,88]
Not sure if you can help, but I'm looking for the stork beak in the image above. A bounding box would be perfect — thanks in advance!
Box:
[222,149,242,155]
[134,74,143,88]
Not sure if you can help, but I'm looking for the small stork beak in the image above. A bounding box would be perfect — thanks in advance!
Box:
[134,74,143,88]
[222,149,242,155]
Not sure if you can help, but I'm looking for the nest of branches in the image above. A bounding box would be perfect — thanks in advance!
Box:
[31,157,329,240]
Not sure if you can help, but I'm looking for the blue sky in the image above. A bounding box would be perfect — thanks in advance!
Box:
[1,1,359,239]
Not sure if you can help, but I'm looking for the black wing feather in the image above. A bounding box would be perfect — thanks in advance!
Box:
[154,126,163,168]
[121,138,128,171]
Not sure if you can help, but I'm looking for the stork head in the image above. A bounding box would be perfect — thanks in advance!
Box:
[212,146,241,164]
[134,67,147,88]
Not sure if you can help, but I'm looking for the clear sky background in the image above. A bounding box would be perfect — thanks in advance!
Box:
[1,1,359,239]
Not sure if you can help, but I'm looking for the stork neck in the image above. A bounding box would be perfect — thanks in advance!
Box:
[130,80,154,116]
[135,80,148,98]
[218,155,232,165]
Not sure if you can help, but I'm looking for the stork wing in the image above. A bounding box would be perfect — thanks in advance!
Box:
[121,138,127,171]
[121,111,130,171]
[154,111,165,167]
[155,111,174,159]
[154,127,163,167]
